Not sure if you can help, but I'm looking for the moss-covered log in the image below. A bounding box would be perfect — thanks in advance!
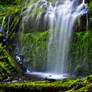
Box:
[0,75,92,92]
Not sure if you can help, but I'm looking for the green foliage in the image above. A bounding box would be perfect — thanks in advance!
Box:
[28,31,48,41]
[0,0,22,5]
[88,1,92,8]
[19,31,48,71]
[0,4,14,10]
[0,0,22,26]
[76,31,92,74]
[3,50,16,68]
[0,62,11,74]
[0,43,20,81]
[69,31,92,76]
[0,3,23,82]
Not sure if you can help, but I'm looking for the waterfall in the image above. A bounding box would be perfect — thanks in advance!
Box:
[17,0,88,79]
[0,17,5,33]
[46,0,88,74]
[0,16,10,37]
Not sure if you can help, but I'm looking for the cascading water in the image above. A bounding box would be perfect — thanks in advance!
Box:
[46,0,88,74]
[0,17,5,33]
[16,0,88,79]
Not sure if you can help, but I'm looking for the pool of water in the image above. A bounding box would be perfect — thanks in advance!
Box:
[25,70,72,80]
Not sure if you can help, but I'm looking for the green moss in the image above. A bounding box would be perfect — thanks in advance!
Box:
[3,49,16,69]
[0,75,92,92]
[0,62,11,74]
[69,31,92,76]
[0,0,23,26]
[0,79,71,92]
[88,1,92,8]
[19,31,48,71]
[0,5,15,10]
[0,43,21,81]
[0,0,23,82]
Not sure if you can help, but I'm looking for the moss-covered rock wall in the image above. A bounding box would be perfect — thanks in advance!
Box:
[17,30,48,71]
[0,0,23,81]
